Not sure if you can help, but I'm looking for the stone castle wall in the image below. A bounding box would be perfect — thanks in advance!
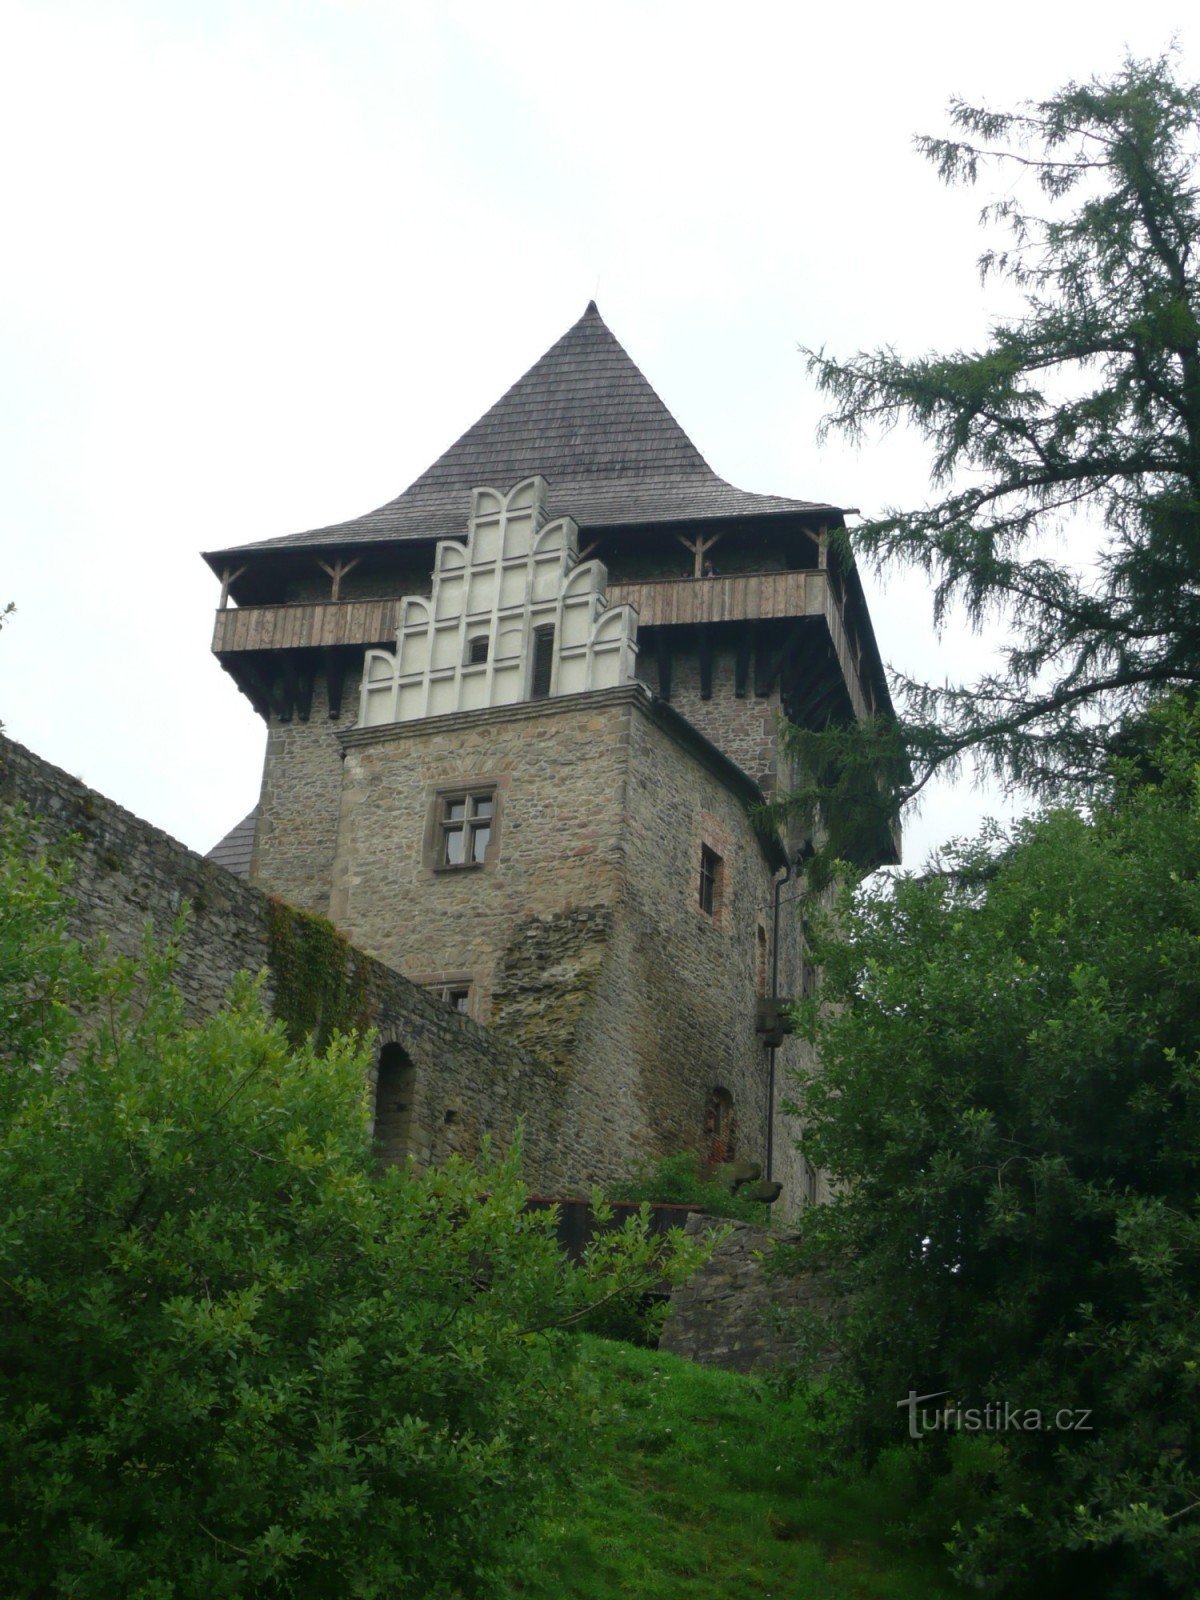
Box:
[0,733,573,1187]
[635,643,785,796]
[327,685,795,1193]
[618,701,786,1174]
[659,1213,833,1373]
[250,666,363,916]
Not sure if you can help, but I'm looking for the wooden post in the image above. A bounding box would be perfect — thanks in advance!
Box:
[675,530,724,578]
[318,557,360,601]
[218,566,246,609]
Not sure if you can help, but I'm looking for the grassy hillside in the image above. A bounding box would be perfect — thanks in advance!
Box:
[504,1337,969,1599]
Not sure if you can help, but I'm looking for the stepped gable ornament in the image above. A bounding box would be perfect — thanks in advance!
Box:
[359,476,639,727]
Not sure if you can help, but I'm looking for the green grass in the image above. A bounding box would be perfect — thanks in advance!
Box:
[504,1336,969,1600]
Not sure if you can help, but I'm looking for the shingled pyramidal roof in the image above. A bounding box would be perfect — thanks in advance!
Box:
[223,303,837,556]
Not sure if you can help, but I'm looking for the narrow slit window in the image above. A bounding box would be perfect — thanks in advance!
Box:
[699,844,722,916]
[530,624,555,700]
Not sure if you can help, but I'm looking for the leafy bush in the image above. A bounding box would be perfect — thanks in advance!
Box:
[606,1152,771,1224]
[0,812,700,1598]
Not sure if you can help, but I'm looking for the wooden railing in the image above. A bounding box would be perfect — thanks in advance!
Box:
[210,570,872,717]
[212,597,401,654]
[606,569,822,626]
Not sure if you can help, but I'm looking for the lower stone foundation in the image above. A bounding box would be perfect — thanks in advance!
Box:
[658,1212,832,1373]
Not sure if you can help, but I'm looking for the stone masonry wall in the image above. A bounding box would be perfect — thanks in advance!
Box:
[616,702,780,1176]
[658,1213,833,1373]
[251,666,362,916]
[325,684,810,1207]
[0,733,569,1187]
[636,644,784,795]
[329,690,635,1192]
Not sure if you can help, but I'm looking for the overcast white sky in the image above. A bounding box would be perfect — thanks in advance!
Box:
[1,0,1194,870]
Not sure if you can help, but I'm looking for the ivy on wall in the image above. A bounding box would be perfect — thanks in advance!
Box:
[265,897,373,1050]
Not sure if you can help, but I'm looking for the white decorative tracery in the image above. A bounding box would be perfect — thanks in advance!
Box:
[359,477,639,727]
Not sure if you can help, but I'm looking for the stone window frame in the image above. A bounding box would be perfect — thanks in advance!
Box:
[424,777,504,874]
[693,810,734,931]
[417,974,476,1020]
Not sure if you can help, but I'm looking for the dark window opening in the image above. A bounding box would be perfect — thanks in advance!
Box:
[706,1086,735,1165]
[467,634,490,665]
[801,1153,818,1206]
[699,844,722,916]
[530,624,555,700]
[427,982,471,1015]
[374,1042,416,1165]
[438,791,494,868]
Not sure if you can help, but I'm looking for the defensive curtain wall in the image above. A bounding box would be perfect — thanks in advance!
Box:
[0,733,576,1188]
[1,732,825,1370]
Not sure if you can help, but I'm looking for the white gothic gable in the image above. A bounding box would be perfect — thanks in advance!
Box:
[359,477,639,727]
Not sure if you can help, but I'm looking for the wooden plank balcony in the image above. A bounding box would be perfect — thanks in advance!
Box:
[212,597,401,655]
[606,569,822,627]
[607,570,872,720]
[212,570,874,720]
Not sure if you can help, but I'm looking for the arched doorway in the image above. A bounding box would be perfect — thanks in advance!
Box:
[374,1042,416,1165]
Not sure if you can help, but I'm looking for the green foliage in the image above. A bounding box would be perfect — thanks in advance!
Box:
[0,810,704,1599]
[787,55,1200,847]
[605,1151,771,1224]
[784,702,1200,1595]
[504,1336,967,1599]
[264,894,372,1049]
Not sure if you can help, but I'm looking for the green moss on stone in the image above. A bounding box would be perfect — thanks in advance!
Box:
[265,895,373,1050]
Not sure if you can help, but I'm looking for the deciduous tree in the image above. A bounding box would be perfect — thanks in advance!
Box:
[0,813,698,1599]
[786,699,1200,1595]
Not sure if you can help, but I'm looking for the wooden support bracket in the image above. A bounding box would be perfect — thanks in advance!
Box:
[318,556,361,601]
[654,631,673,702]
[218,566,246,609]
[324,649,347,721]
[294,658,315,723]
[674,529,725,578]
[237,659,273,721]
[274,662,297,724]
[698,625,714,701]
[734,626,753,699]
[756,621,807,698]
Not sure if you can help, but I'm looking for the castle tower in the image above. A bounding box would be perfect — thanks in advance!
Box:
[204,304,896,1207]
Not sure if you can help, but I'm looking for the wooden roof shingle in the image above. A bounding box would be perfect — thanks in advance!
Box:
[204,811,256,878]
[207,303,838,560]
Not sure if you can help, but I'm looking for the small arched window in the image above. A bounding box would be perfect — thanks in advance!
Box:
[374,1042,416,1165]
[705,1086,735,1166]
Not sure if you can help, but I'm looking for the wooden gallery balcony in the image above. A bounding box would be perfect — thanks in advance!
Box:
[606,570,878,725]
[212,596,401,655]
[211,597,401,720]
[212,571,878,727]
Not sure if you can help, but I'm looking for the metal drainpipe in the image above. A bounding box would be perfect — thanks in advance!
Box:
[765,859,794,1184]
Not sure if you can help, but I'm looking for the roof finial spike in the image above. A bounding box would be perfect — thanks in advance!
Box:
[585,297,599,315]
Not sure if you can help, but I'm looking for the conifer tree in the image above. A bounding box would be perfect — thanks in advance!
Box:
[787,55,1200,843]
